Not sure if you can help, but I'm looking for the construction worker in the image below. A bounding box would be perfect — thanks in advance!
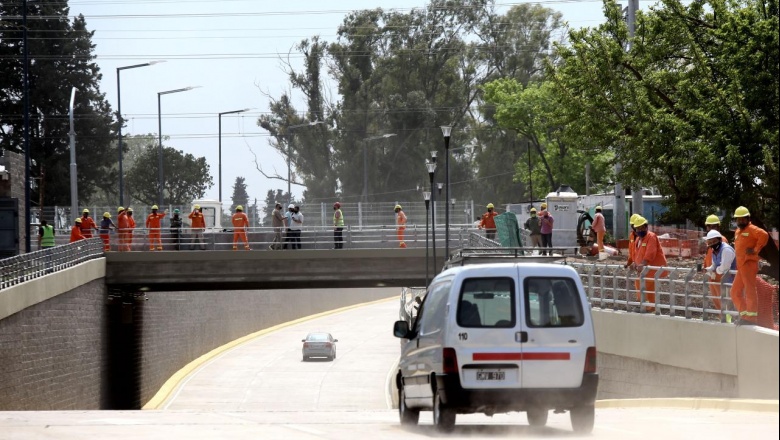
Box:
[333,202,344,249]
[38,219,56,250]
[145,205,167,251]
[524,207,542,249]
[231,205,251,250]
[624,213,640,269]
[539,202,555,255]
[479,203,498,240]
[731,206,769,325]
[704,229,736,313]
[99,212,116,252]
[117,207,129,252]
[79,209,98,239]
[703,214,729,310]
[591,206,606,252]
[631,216,668,312]
[188,204,206,250]
[125,208,137,251]
[395,204,407,248]
[170,209,183,251]
[70,218,86,243]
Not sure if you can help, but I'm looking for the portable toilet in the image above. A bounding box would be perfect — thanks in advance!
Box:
[544,184,579,249]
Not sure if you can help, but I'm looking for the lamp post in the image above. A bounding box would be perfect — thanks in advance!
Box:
[218,108,250,205]
[427,152,437,273]
[440,125,452,258]
[68,87,78,222]
[285,120,325,206]
[423,190,431,286]
[117,61,163,205]
[361,133,397,203]
[157,86,198,206]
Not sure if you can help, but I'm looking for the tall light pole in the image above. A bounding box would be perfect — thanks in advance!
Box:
[117,61,164,206]
[68,87,78,221]
[440,125,452,258]
[157,86,198,206]
[362,133,397,203]
[218,108,250,205]
[23,0,31,252]
[423,190,431,286]
[285,120,325,206]
[427,152,437,273]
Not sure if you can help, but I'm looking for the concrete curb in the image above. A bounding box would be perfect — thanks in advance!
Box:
[596,398,779,413]
[142,296,397,410]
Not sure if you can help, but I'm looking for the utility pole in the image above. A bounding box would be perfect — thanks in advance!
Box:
[626,0,644,220]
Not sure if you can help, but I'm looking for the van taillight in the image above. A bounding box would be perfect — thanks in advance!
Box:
[584,347,597,373]
[443,347,459,374]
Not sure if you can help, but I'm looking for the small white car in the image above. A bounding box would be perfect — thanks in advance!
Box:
[302,332,337,361]
[393,263,598,433]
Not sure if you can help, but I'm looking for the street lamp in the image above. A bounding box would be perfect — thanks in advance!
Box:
[427,153,437,272]
[117,60,164,205]
[218,108,251,204]
[440,125,452,258]
[158,86,198,206]
[362,133,397,203]
[423,190,431,286]
[285,120,325,206]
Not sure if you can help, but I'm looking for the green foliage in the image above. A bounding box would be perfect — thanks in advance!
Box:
[124,142,213,205]
[230,177,249,213]
[0,3,117,205]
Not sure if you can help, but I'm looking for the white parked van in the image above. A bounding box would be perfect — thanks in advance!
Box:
[393,262,598,433]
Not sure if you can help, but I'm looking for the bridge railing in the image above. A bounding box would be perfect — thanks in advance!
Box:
[0,238,104,290]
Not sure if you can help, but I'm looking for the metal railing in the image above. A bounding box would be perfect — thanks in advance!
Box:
[567,262,740,322]
[1,238,104,290]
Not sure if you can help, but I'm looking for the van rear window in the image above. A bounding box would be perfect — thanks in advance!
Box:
[524,278,584,327]
[458,278,515,328]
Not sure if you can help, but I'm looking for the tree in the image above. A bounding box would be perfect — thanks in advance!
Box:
[124,143,213,205]
[261,189,292,226]
[230,176,249,213]
[0,2,117,205]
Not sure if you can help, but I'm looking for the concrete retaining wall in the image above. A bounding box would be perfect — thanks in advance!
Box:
[592,309,779,399]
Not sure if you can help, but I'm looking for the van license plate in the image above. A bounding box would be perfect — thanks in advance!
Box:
[477,370,505,381]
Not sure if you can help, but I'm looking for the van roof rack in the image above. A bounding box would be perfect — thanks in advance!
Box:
[444,247,568,269]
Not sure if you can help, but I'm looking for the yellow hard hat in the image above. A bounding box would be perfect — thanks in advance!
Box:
[117,206,125,213]
[394,204,402,210]
[151,205,159,210]
[486,203,494,209]
[629,213,639,224]
[75,217,82,223]
[633,216,648,227]
[595,205,602,211]
[733,206,750,218]
[194,204,201,210]
[127,207,133,212]
[82,208,89,214]
[530,207,537,213]
[103,212,111,218]
[236,205,243,211]
[541,202,547,209]
[705,214,720,225]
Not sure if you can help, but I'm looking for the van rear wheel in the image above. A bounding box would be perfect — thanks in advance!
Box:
[527,407,549,427]
[398,388,419,426]
[433,388,456,432]
[570,404,595,434]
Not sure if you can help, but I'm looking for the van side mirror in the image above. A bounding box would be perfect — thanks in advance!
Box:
[393,320,411,338]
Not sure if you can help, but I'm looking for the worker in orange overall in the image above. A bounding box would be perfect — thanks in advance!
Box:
[70,218,86,243]
[116,207,129,251]
[395,204,407,248]
[591,206,606,252]
[624,213,640,268]
[145,205,167,251]
[124,208,137,251]
[189,204,207,250]
[231,205,251,250]
[479,203,498,240]
[79,209,98,239]
[631,216,668,312]
[99,212,116,251]
[703,214,729,310]
[731,206,769,325]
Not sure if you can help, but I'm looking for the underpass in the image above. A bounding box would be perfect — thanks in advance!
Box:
[2,296,775,439]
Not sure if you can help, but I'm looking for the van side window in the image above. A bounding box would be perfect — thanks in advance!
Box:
[457,278,515,328]
[418,281,451,335]
[524,278,584,327]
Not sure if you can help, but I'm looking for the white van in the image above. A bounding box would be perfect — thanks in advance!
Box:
[392,262,598,433]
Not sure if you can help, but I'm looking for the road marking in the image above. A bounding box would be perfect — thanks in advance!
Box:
[282,424,326,436]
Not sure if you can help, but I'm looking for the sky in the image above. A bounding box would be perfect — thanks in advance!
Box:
[64,0,648,210]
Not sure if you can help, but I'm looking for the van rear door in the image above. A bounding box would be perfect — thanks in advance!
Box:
[520,274,591,388]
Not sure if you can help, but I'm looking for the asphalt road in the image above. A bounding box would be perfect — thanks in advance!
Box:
[1,296,777,439]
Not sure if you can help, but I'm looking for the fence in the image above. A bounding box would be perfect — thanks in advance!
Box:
[0,238,104,289]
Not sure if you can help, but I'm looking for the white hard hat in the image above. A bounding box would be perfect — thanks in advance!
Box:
[288,204,295,209]
[705,230,722,240]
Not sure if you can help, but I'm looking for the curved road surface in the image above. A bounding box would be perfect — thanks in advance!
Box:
[0,294,777,439]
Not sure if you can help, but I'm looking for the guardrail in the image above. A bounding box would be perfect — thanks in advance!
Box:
[0,238,104,290]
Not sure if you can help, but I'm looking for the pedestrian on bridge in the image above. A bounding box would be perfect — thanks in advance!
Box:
[283,204,295,249]
[270,202,285,250]
[125,208,137,251]
[99,212,116,252]
[170,209,183,251]
[231,205,251,250]
[524,207,542,249]
[631,216,668,312]
[395,204,407,248]
[592,206,606,252]
[539,202,555,255]
[38,219,55,251]
[189,204,206,250]
[704,229,735,312]
[333,202,344,249]
[117,207,129,252]
[703,214,729,310]
[70,218,86,243]
[731,206,769,325]
[79,209,98,239]
[146,205,167,251]
[480,203,498,241]
[289,205,303,250]
[624,213,640,269]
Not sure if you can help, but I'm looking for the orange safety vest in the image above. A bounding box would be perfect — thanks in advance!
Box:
[79,216,96,237]
[635,231,668,267]
[70,225,85,243]
[734,223,769,267]
[232,212,249,230]
[480,211,497,229]
[146,212,166,229]
[189,211,206,229]
[396,210,407,228]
